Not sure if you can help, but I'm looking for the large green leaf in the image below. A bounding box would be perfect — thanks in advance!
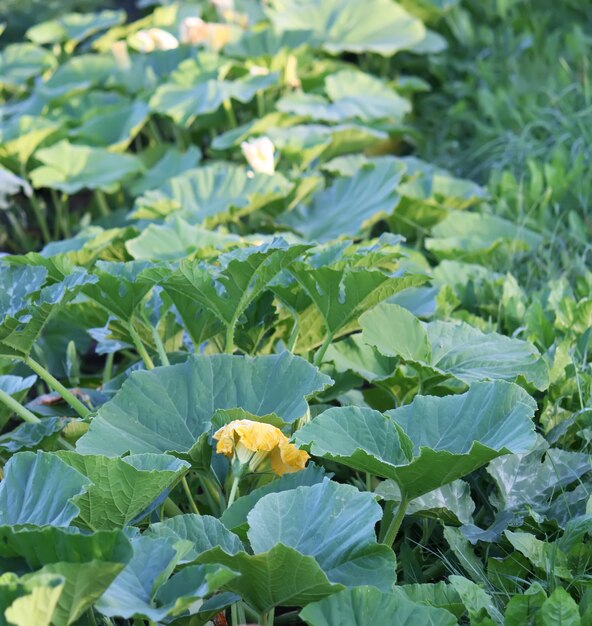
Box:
[299,586,458,626]
[149,73,278,126]
[266,0,426,56]
[150,238,308,348]
[278,70,410,123]
[125,217,240,261]
[0,451,90,526]
[95,535,236,622]
[295,381,537,499]
[0,43,56,90]
[0,573,64,626]
[281,161,406,242]
[29,141,143,193]
[145,514,243,564]
[199,480,396,612]
[0,527,132,626]
[361,303,549,390]
[131,163,293,224]
[76,353,331,456]
[281,263,426,352]
[56,452,189,530]
[68,101,150,151]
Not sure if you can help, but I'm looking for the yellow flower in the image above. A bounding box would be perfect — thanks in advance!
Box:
[179,17,233,51]
[130,28,179,53]
[213,419,309,476]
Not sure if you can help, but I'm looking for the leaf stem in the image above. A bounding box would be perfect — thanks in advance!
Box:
[223,99,238,129]
[227,475,240,508]
[312,332,333,366]
[128,323,155,370]
[0,388,40,424]
[164,497,183,517]
[225,324,235,354]
[103,352,114,383]
[150,324,170,366]
[23,356,91,418]
[94,189,111,217]
[381,491,409,547]
[181,475,200,515]
[28,191,51,244]
[261,607,275,626]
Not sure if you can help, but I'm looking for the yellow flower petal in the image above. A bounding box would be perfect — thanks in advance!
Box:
[270,439,309,476]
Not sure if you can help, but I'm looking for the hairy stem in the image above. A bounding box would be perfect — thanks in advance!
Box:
[0,388,40,424]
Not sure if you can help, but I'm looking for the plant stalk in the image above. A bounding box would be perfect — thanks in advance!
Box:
[128,323,155,369]
[0,388,40,424]
[181,475,200,515]
[23,356,91,418]
[94,189,111,217]
[227,476,240,508]
[312,332,333,366]
[381,492,409,547]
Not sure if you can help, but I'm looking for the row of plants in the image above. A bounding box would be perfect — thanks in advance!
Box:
[0,0,590,624]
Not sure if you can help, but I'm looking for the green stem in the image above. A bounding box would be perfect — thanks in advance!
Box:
[223,98,238,128]
[181,475,200,514]
[103,352,114,383]
[313,332,333,366]
[23,356,90,418]
[94,190,111,217]
[128,323,155,369]
[150,324,170,366]
[225,324,235,354]
[227,476,240,508]
[28,191,51,244]
[0,388,40,424]
[381,491,409,547]
[261,607,275,626]
[163,497,183,517]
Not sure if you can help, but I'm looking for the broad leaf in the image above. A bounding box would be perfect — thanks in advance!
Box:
[1,573,64,626]
[0,451,90,526]
[131,163,293,224]
[30,141,143,193]
[125,217,240,261]
[76,353,331,456]
[281,161,406,242]
[295,381,537,499]
[361,303,549,389]
[57,452,190,530]
[199,480,396,612]
[299,586,457,626]
[266,0,426,56]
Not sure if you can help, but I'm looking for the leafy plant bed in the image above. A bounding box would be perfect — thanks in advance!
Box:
[0,1,590,625]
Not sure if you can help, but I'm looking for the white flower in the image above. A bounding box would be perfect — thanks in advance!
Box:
[240,137,276,176]
[0,167,32,210]
[179,17,232,51]
[130,28,179,53]
[249,65,270,76]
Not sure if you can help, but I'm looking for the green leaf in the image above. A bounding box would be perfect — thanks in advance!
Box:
[149,73,278,126]
[145,514,243,564]
[278,70,410,123]
[56,452,189,530]
[0,416,65,453]
[26,10,124,46]
[281,161,406,242]
[68,101,150,151]
[95,534,235,621]
[266,0,426,56]
[540,587,581,626]
[131,163,293,224]
[398,582,464,618]
[76,353,331,456]
[81,260,153,322]
[504,531,573,580]
[199,481,396,611]
[128,145,202,196]
[220,464,329,537]
[1,573,64,626]
[361,303,549,389]
[503,582,546,626]
[0,43,56,90]
[299,586,458,626]
[125,217,239,261]
[0,451,90,526]
[152,239,309,342]
[30,141,143,193]
[285,263,426,352]
[0,528,132,626]
[448,575,502,624]
[295,381,537,499]
[425,212,542,264]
